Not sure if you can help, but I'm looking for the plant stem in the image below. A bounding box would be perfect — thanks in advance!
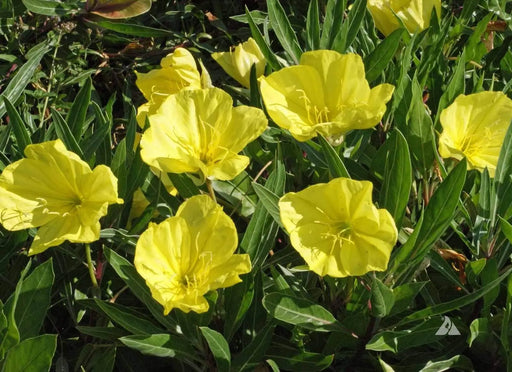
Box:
[85,243,99,290]
[206,178,216,203]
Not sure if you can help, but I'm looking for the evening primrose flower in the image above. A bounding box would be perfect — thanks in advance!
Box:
[135,47,211,126]
[0,140,122,255]
[259,50,394,143]
[212,37,266,88]
[367,0,441,36]
[438,91,512,177]
[140,87,267,184]
[134,195,251,314]
[279,178,397,277]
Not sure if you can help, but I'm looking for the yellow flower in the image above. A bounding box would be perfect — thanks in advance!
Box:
[211,37,266,88]
[439,91,512,177]
[259,50,394,143]
[135,47,211,126]
[140,87,267,184]
[134,195,251,314]
[367,0,441,36]
[0,140,123,255]
[279,178,397,277]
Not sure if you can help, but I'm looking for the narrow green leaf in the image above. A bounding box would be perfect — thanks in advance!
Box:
[103,248,178,331]
[0,41,49,118]
[319,0,346,50]
[266,346,334,371]
[252,182,282,228]
[167,173,200,198]
[262,293,344,332]
[200,327,231,372]
[82,101,111,161]
[3,334,57,372]
[94,300,164,335]
[266,0,302,64]
[67,77,92,139]
[231,322,276,372]
[12,259,54,340]
[223,274,255,341]
[4,97,31,156]
[51,108,84,158]
[436,50,466,119]
[419,355,474,372]
[400,266,512,325]
[306,0,320,50]
[245,6,281,71]
[241,152,285,266]
[379,129,412,227]
[76,326,129,341]
[119,334,198,360]
[86,18,179,38]
[493,120,512,221]
[364,28,403,83]
[340,0,366,51]
[318,135,350,178]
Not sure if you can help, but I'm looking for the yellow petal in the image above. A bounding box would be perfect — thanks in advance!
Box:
[212,37,266,88]
[0,139,122,253]
[439,91,512,177]
[141,87,266,183]
[279,177,397,277]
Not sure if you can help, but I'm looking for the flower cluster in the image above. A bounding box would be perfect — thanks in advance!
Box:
[1,1,510,318]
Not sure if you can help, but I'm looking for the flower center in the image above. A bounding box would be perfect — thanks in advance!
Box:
[298,90,330,124]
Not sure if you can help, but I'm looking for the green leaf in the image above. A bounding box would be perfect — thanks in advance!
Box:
[11,259,54,340]
[94,300,165,335]
[390,281,427,316]
[468,318,492,347]
[231,322,276,372]
[67,77,92,139]
[76,326,129,341]
[3,334,57,372]
[306,0,320,50]
[103,248,178,331]
[0,260,32,358]
[252,182,282,228]
[241,152,285,266]
[404,75,436,173]
[371,278,395,317]
[266,0,302,64]
[167,173,200,198]
[436,50,466,119]
[119,334,198,360]
[266,345,334,370]
[0,41,49,118]
[22,0,70,16]
[4,97,31,157]
[318,135,350,178]
[319,0,345,50]
[245,6,281,71]
[82,102,112,161]
[51,108,84,159]
[336,0,366,52]
[419,355,473,372]
[200,327,231,372]
[493,120,512,221]
[86,19,179,38]
[87,0,151,19]
[366,317,459,353]
[399,266,512,325]
[223,274,255,341]
[262,293,345,332]
[364,28,404,83]
[379,129,412,227]
[393,159,467,281]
